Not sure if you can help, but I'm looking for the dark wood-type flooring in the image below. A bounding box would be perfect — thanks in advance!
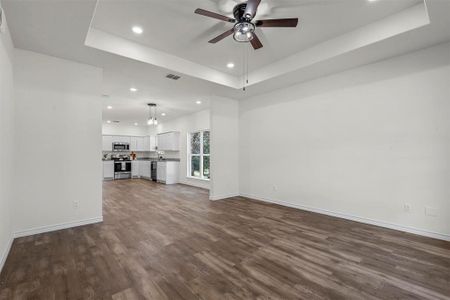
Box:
[1,179,449,299]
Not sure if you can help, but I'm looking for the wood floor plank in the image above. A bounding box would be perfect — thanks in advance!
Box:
[0,179,449,299]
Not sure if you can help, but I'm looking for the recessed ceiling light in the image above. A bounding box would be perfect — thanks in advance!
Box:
[368,0,378,2]
[196,100,202,105]
[227,62,235,69]
[132,26,143,34]
[134,122,138,126]
[106,120,111,124]
[130,87,138,92]
[161,112,166,116]
[107,105,112,110]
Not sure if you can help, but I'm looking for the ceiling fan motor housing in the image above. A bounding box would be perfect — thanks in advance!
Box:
[233,3,250,22]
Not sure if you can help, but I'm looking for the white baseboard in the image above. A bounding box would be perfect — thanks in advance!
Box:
[13,216,103,238]
[0,234,13,273]
[240,193,450,241]
[210,193,240,201]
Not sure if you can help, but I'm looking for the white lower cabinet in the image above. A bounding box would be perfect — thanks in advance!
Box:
[104,159,178,183]
[157,162,166,182]
[157,161,179,184]
[103,161,114,180]
[140,161,151,179]
[131,161,140,178]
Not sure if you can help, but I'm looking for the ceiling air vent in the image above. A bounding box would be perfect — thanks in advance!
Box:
[112,120,120,123]
[166,74,181,80]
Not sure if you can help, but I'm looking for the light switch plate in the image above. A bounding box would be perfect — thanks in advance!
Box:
[403,203,411,213]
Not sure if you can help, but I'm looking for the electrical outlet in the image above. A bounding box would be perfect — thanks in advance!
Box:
[73,201,79,209]
[403,203,411,213]
[272,185,277,191]
[425,206,438,217]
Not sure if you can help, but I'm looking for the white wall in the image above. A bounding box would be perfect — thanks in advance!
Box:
[210,96,239,200]
[240,42,450,240]
[13,49,103,236]
[157,110,210,189]
[102,123,149,136]
[0,12,15,272]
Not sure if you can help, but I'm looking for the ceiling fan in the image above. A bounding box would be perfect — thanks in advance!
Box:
[194,0,298,50]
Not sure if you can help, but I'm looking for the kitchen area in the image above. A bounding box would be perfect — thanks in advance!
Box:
[102,131,180,184]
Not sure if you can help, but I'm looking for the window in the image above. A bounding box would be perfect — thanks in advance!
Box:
[188,130,210,180]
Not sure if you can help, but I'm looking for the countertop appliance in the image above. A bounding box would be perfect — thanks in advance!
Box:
[112,142,130,152]
[114,159,131,180]
[151,161,157,182]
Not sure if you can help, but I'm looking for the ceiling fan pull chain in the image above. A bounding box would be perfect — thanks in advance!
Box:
[246,43,250,85]
[242,43,246,91]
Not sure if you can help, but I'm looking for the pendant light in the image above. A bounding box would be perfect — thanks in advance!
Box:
[147,103,158,126]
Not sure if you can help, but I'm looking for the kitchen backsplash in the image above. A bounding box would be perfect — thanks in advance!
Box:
[102,150,180,160]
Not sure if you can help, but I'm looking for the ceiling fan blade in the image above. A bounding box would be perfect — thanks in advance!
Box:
[250,33,263,50]
[244,0,261,20]
[255,18,299,27]
[208,28,235,43]
[195,8,235,23]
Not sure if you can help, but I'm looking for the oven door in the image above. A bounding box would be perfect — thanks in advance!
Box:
[114,162,132,179]
[114,162,131,172]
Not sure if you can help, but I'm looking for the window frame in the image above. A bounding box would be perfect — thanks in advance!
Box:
[187,130,210,181]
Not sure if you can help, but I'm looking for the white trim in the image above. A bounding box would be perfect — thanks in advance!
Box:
[239,193,450,241]
[187,130,210,180]
[0,233,13,273]
[210,193,240,201]
[186,176,210,182]
[13,217,103,238]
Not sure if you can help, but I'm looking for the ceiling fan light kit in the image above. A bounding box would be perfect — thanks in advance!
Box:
[194,0,298,50]
[233,22,255,42]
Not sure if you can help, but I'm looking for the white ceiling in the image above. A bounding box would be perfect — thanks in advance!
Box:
[91,0,420,75]
[2,0,450,126]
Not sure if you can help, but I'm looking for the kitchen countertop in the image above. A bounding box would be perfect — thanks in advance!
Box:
[136,158,180,162]
[103,158,180,162]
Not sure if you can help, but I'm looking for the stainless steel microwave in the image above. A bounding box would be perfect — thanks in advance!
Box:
[112,142,130,152]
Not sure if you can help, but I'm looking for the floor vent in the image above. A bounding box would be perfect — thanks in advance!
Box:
[166,74,181,80]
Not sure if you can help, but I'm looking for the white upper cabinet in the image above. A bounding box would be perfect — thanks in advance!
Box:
[114,136,131,144]
[131,136,145,151]
[102,135,113,151]
[157,132,180,151]
[130,137,138,151]
[150,136,156,151]
[102,135,156,152]
[143,136,150,151]
[136,137,145,151]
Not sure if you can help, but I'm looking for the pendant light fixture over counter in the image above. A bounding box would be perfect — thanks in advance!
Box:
[147,103,158,126]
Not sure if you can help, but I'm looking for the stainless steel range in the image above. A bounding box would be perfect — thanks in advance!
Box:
[114,159,132,180]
